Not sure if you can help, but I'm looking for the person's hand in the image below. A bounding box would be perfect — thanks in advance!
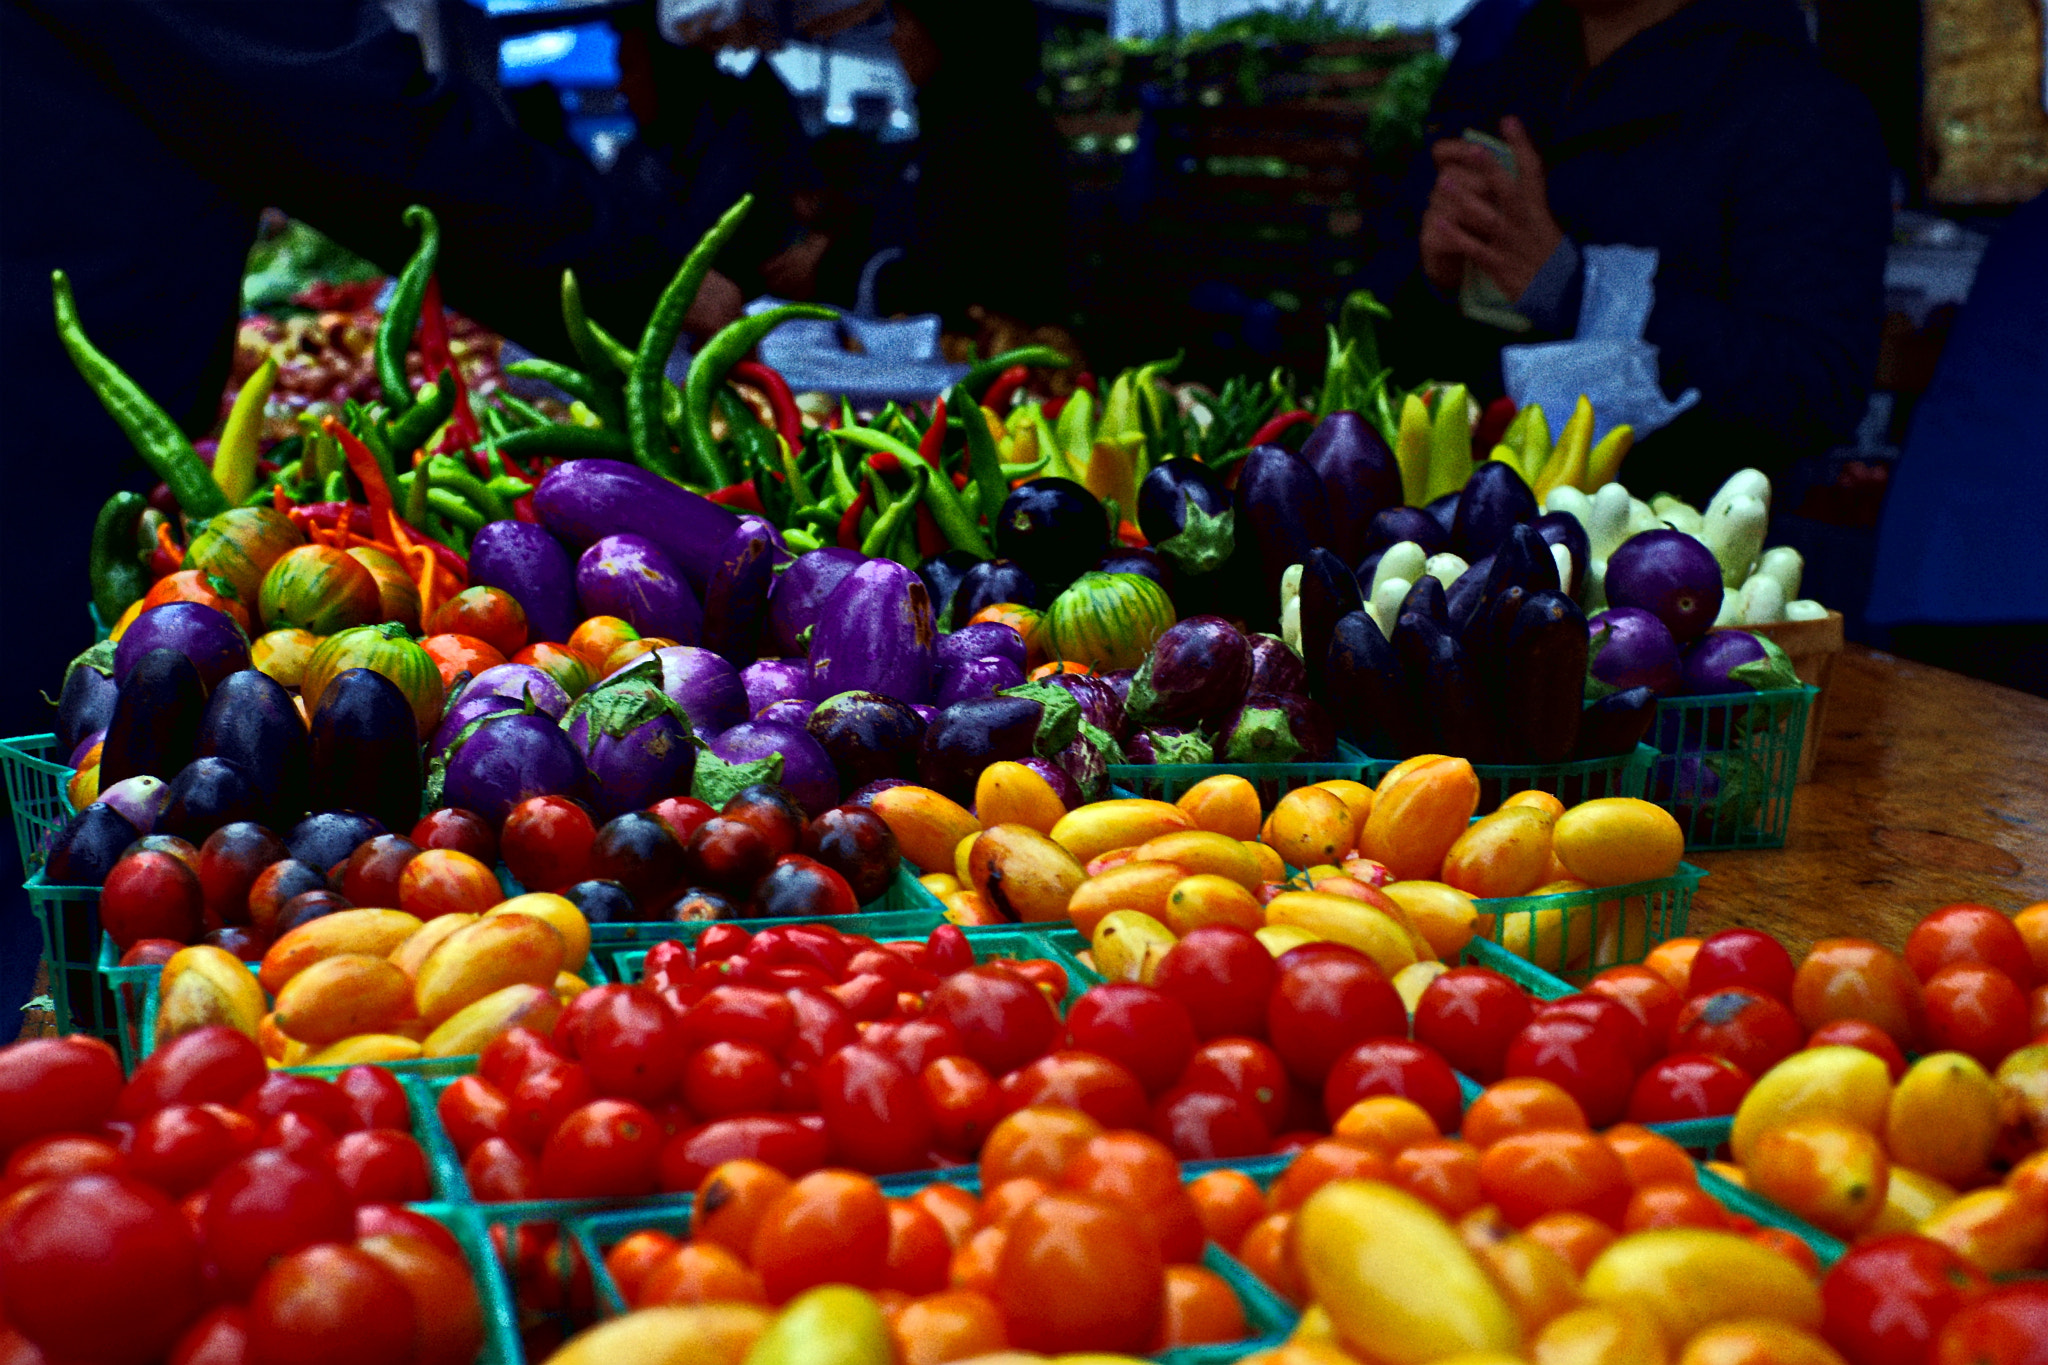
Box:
[1421,116,1565,302]
[683,269,743,337]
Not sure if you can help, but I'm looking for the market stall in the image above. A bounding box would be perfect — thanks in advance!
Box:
[3,183,2046,1365]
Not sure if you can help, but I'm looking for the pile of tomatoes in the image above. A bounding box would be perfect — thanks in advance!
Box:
[0,1030,481,1365]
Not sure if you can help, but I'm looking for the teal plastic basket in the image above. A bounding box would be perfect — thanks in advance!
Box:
[1,732,73,875]
[1647,686,1816,850]
[1105,740,1372,806]
[1632,1113,1847,1269]
[1358,744,1657,816]
[24,874,119,1049]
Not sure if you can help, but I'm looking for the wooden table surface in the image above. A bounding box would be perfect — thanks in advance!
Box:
[1688,645,2048,957]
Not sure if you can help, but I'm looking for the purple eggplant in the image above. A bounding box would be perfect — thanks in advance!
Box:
[705,720,837,816]
[468,521,580,645]
[994,478,1108,594]
[1575,685,1659,759]
[196,669,309,817]
[1446,556,1494,636]
[1127,615,1249,727]
[1017,756,1082,808]
[917,695,1062,804]
[1053,729,1113,801]
[156,757,262,843]
[742,658,812,716]
[917,549,980,629]
[1393,612,1492,760]
[1588,608,1683,695]
[45,803,141,886]
[99,648,207,788]
[562,682,696,819]
[308,669,423,834]
[1245,634,1308,697]
[460,663,573,719]
[1425,491,1462,534]
[1298,548,1365,703]
[1325,609,1410,757]
[735,513,792,567]
[1400,575,1449,630]
[56,645,118,753]
[1501,590,1588,764]
[1096,547,1173,594]
[430,691,523,761]
[1302,412,1403,566]
[577,534,704,644]
[287,811,386,870]
[1451,460,1537,563]
[910,704,937,726]
[701,519,777,663]
[1098,669,1134,711]
[807,690,928,792]
[437,709,587,824]
[757,698,815,729]
[934,656,1027,709]
[1036,671,1124,735]
[948,558,1039,631]
[1681,629,1800,696]
[1216,691,1338,764]
[533,457,741,592]
[1606,529,1723,645]
[809,559,936,704]
[114,603,249,691]
[1361,506,1449,563]
[96,775,170,835]
[936,621,1027,673]
[1123,726,1214,766]
[848,777,914,805]
[1233,445,1332,631]
[1138,457,1232,551]
[638,646,749,736]
[767,548,865,657]
[1529,511,1590,600]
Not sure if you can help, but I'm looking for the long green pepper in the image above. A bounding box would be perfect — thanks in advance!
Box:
[376,206,440,411]
[681,303,836,488]
[628,196,756,481]
[88,491,149,624]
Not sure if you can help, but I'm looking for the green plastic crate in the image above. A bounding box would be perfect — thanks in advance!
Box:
[1648,686,1815,850]
[1358,744,1658,816]
[1105,740,1373,807]
[1468,863,1706,984]
[1,732,74,874]
[24,874,118,1048]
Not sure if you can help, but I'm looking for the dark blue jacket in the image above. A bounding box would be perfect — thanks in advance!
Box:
[1370,0,1892,507]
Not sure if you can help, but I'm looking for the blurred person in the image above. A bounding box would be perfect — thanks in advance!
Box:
[1866,191,2048,697]
[1367,0,1891,507]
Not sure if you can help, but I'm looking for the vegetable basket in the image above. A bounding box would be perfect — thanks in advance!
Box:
[1647,686,1816,850]
[1467,862,1706,984]
[1105,740,1374,807]
[1358,744,1657,816]
[1,732,74,876]
[22,872,118,1048]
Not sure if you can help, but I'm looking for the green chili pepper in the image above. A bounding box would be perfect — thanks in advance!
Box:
[493,425,630,462]
[561,269,635,376]
[322,469,349,503]
[780,435,817,509]
[951,384,1012,532]
[629,196,757,480]
[403,463,430,526]
[385,373,455,457]
[51,271,228,519]
[345,405,398,491]
[870,473,924,559]
[274,459,304,489]
[716,388,791,522]
[961,346,1072,400]
[425,455,510,522]
[505,358,624,429]
[833,427,991,556]
[494,390,553,431]
[376,206,440,411]
[89,491,149,625]
[487,476,533,499]
[784,527,823,553]
[427,487,485,532]
[681,303,838,488]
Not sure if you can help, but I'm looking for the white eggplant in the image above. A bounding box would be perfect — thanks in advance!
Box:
[1737,573,1786,624]
[1369,577,1411,639]
[1650,494,1705,537]
[1281,593,1303,654]
[1701,494,1768,588]
[1705,468,1772,523]
[1374,542,1427,596]
[1424,552,1469,591]
[1756,546,1804,602]
[1587,483,1634,560]
[1784,599,1830,622]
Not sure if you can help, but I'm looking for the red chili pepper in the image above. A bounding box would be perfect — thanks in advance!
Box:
[707,480,766,515]
[512,494,540,523]
[1474,396,1518,457]
[919,395,948,463]
[1247,409,1314,448]
[866,450,905,476]
[951,471,969,491]
[915,502,947,559]
[288,502,468,581]
[1073,370,1100,397]
[837,486,873,550]
[321,415,397,532]
[730,360,804,449]
[418,275,481,451]
[1045,395,1069,422]
[980,365,1030,413]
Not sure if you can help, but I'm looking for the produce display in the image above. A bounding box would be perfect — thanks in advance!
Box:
[12,192,2037,1365]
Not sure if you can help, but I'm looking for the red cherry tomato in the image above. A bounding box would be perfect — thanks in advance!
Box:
[647,796,716,848]
[1322,1038,1464,1134]
[128,1104,251,1196]
[464,1136,539,1202]
[538,1099,664,1199]
[1822,1231,1991,1365]
[1063,984,1200,1096]
[1667,987,1805,1080]
[1179,1037,1292,1134]
[921,1056,998,1154]
[200,1151,356,1297]
[167,1304,249,1365]
[1503,1015,1636,1127]
[1922,963,2031,1068]
[116,1026,267,1121]
[238,1074,357,1136]
[682,1042,782,1119]
[505,1061,598,1156]
[478,1027,564,1093]
[1536,994,1656,1073]
[1625,1052,1752,1124]
[993,1052,1152,1132]
[782,988,858,1068]
[862,1016,964,1077]
[324,1130,432,1205]
[1412,966,1535,1085]
[1265,944,1407,1087]
[1585,966,1683,1051]
[927,966,1062,1077]
[434,1075,515,1158]
[1687,927,1797,1003]
[1806,1019,1910,1082]
[680,986,798,1053]
[577,986,687,1103]
[817,1046,936,1174]
[656,1115,831,1193]
[1907,903,2037,989]
[1930,1281,2048,1365]
[1152,1086,1270,1160]
[500,796,597,894]
[409,808,497,865]
[354,1203,464,1260]
[246,1242,416,1365]
[1151,926,1275,1040]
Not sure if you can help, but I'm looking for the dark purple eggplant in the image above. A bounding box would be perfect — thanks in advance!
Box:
[1233,445,1332,631]
[577,534,704,644]
[1123,726,1214,765]
[56,646,118,753]
[1137,457,1231,551]
[934,656,1028,709]
[1126,615,1248,728]
[1574,686,1659,759]
[1424,491,1461,534]
[1501,590,1589,763]
[768,547,865,657]
[460,664,573,719]
[99,648,207,789]
[1325,610,1411,757]
[155,757,262,843]
[1451,461,1537,562]
[430,692,524,762]
[847,777,914,805]
[1096,547,1173,594]
[113,602,249,690]
[700,520,777,663]
[1607,530,1724,645]
[438,709,587,825]
[1588,607,1683,695]
[916,695,1052,804]
[468,522,579,645]
[533,457,741,592]
[1016,757,1083,808]
[995,477,1108,593]
[1361,505,1449,562]
[809,559,935,704]
[1098,669,1134,711]
[1399,575,1450,631]
[1529,511,1590,601]
[1464,584,1529,714]
[1301,412,1402,566]
[1216,691,1337,764]
[948,558,1039,631]
[195,669,308,816]
[1036,671,1124,735]
[1476,525,1560,628]
[1245,634,1308,697]
[562,682,696,820]
[757,698,815,729]
[936,622,1028,673]
[1298,548,1365,703]
[807,691,928,792]
[308,669,422,834]
[562,879,637,926]
[742,658,812,717]
[586,813,688,912]
[286,811,386,872]
[704,720,837,816]
[1445,557,1494,636]
[44,803,141,886]
[1680,629,1799,696]
[916,549,980,630]
[1392,612,1492,760]
[637,646,750,737]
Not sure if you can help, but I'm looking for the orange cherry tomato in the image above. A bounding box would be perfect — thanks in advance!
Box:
[1186,1169,1267,1254]
[1156,1264,1249,1349]
[1748,1226,1820,1277]
[1520,1210,1617,1275]
[1477,1129,1632,1227]
[1792,938,1927,1051]
[427,586,528,657]
[1059,1132,1205,1262]
[1268,1140,1392,1215]
[420,634,507,690]
[1586,965,1684,1046]
[566,615,640,674]
[144,568,251,630]
[1236,1212,1303,1305]
[1462,1078,1590,1149]
[1643,936,1702,996]
[979,1178,1053,1229]
[890,1289,1009,1365]
[1391,1138,1485,1218]
[1604,1124,1699,1191]
[635,1242,765,1306]
[602,1230,678,1307]
[691,1159,791,1259]
[995,1192,1164,1354]
[908,1183,980,1250]
[1330,1095,1440,1155]
[883,1199,953,1296]
[1622,1182,1729,1232]
[949,1224,1007,1297]
[978,1106,1103,1187]
[1906,903,2038,988]
[750,1169,891,1302]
